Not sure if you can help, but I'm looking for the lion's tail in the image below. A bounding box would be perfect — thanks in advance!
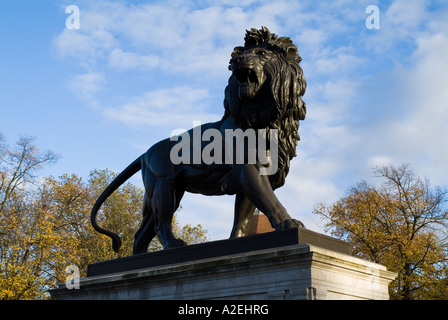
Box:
[90,156,142,253]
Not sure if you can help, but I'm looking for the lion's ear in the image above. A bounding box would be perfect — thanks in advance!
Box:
[284,47,299,63]
[231,46,244,58]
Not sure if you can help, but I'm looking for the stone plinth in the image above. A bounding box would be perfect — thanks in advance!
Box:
[87,228,351,277]
[50,229,396,300]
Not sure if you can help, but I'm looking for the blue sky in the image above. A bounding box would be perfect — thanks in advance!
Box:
[1,0,448,241]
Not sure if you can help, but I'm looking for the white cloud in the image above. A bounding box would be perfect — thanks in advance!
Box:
[118,3,189,50]
[108,48,160,71]
[368,155,394,169]
[373,31,448,184]
[385,0,427,31]
[53,23,117,67]
[364,0,429,55]
[315,50,366,75]
[67,72,105,108]
[103,86,220,128]
[54,0,363,76]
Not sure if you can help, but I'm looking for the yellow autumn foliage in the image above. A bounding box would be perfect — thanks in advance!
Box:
[314,164,448,300]
[0,136,208,299]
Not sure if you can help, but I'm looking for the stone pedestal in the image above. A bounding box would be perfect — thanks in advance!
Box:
[50,229,396,300]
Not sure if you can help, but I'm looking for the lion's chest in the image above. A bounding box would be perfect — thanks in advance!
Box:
[178,164,240,196]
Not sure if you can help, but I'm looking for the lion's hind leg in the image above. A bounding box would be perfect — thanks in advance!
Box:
[153,178,187,249]
[133,193,156,254]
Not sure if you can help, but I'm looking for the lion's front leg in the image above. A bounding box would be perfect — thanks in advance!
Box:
[239,164,305,231]
[230,193,256,238]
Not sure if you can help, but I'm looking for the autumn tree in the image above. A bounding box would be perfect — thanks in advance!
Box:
[314,164,448,300]
[0,135,68,299]
[0,135,208,299]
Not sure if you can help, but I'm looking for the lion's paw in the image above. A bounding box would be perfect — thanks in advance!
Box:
[291,218,306,229]
[165,238,187,249]
[275,219,305,230]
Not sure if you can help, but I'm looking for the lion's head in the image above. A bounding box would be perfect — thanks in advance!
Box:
[223,26,307,189]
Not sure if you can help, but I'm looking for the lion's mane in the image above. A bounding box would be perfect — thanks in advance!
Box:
[223,27,307,189]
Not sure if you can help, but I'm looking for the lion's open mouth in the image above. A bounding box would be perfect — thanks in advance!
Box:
[234,68,261,100]
[235,68,259,85]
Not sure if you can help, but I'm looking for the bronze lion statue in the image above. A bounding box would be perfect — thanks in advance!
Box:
[91,27,307,254]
